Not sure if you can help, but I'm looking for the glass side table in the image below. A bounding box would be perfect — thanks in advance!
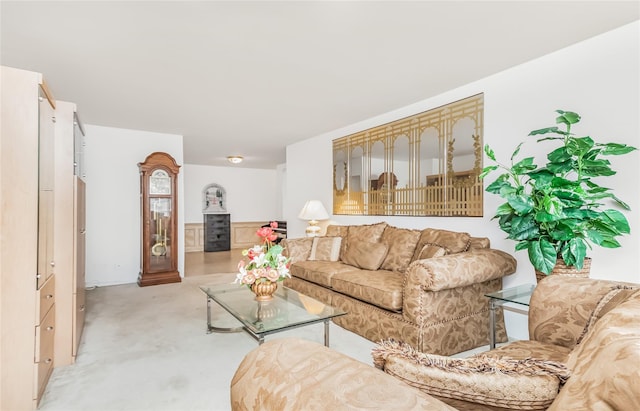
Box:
[485,284,535,349]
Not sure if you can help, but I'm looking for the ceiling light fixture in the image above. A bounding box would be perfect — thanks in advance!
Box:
[227,156,243,164]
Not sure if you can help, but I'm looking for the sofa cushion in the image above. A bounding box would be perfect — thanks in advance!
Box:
[478,340,572,364]
[551,290,640,411]
[528,276,624,350]
[332,269,404,311]
[575,286,637,344]
[325,225,349,260]
[416,244,447,260]
[469,237,490,249]
[325,225,349,237]
[346,222,388,248]
[342,241,389,271]
[412,228,471,262]
[308,237,342,262]
[289,260,359,288]
[566,287,639,370]
[380,226,421,272]
[283,237,314,262]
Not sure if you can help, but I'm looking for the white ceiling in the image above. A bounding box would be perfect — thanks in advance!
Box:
[2,1,638,169]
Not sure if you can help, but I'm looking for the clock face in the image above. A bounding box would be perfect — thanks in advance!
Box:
[149,169,171,195]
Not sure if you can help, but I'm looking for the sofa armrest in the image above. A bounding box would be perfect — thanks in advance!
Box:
[280,237,314,263]
[372,340,569,410]
[231,338,457,411]
[405,249,516,292]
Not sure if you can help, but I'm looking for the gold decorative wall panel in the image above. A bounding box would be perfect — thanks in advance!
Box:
[333,94,483,217]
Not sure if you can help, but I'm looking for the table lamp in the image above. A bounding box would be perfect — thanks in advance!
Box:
[298,200,329,237]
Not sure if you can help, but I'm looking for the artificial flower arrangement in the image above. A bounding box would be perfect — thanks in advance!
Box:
[234,221,291,287]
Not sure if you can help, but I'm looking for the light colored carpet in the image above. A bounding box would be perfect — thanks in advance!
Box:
[39,274,377,411]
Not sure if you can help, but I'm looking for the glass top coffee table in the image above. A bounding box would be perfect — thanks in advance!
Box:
[199,283,346,346]
[485,284,535,349]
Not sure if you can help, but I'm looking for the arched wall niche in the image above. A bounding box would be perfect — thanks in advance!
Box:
[202,183,227,214]
[332,93,484,217]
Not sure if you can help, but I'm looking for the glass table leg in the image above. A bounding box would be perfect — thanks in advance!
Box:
[206,296,243,333]
[489,298,496,349]
[324,320,330,347]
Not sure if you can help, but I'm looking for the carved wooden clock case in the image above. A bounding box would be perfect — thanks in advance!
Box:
[138,152,181,286]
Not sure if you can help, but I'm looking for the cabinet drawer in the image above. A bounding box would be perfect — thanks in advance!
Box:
[206,221,229,229]
[34,304,55,363]
[37,275,55,323]
[205,215,230,225]
[34,305,55,401]
[206,228,230,237]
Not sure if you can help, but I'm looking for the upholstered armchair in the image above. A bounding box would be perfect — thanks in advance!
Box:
[372,276,640,411]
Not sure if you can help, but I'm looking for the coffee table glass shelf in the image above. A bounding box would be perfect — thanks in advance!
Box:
[485,284,535,349]
[199,283,346,346]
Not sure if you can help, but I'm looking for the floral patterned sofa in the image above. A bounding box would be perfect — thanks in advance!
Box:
[282,222,517,355]
[372,275,640,410]
[230,276,640,411]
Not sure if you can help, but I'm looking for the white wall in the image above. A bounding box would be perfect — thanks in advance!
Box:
[84,125,184,287]
[276,163,286,221]
[286,22,640,337]
[183,164,279,223]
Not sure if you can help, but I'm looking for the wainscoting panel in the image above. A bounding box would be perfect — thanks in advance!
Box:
[185,223,205,252]
[185,221,269,252]
[231,221,268,250]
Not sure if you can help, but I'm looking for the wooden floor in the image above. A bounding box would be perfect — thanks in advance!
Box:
[184,249,245,277]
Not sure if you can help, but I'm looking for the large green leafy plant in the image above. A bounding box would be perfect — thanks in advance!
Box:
[481,110,636,275]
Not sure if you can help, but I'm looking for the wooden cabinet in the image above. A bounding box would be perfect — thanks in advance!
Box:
[73,112,86,180]
[1,66,57,409]
[204,214,231,252]
[53,101,86,365]
[138,152,181,286]
[34,278,56,401]
[73,177,86,356]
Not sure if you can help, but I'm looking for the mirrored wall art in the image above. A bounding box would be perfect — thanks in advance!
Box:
[333,94,483,217]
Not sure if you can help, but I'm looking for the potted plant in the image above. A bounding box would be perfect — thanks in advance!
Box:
[481,110,636,278]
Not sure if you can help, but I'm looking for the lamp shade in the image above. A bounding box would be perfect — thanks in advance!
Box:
[298,200,330,221]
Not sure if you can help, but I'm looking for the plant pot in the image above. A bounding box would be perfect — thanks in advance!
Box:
[535,257,591,283]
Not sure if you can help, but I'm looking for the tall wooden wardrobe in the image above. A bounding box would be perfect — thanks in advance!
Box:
[53,101,87,366]
[1,66,86,410]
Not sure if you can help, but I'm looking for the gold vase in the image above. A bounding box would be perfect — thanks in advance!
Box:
[250,280,278,302]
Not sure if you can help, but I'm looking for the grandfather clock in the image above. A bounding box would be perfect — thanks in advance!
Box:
[138,152,181,286]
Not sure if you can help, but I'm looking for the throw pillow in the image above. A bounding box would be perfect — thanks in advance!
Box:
[346,222,388,247]
[379,226,421,272]
[325,225,349,260]
[469,237,490,249]
[411,228,471,262]
[308,237,342,262]
[576,286,637,344]
[325,225,348,237]
[372,340,569,410]
[342,241,389,271]
[416,244,447,260]
[283,237,314,262]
